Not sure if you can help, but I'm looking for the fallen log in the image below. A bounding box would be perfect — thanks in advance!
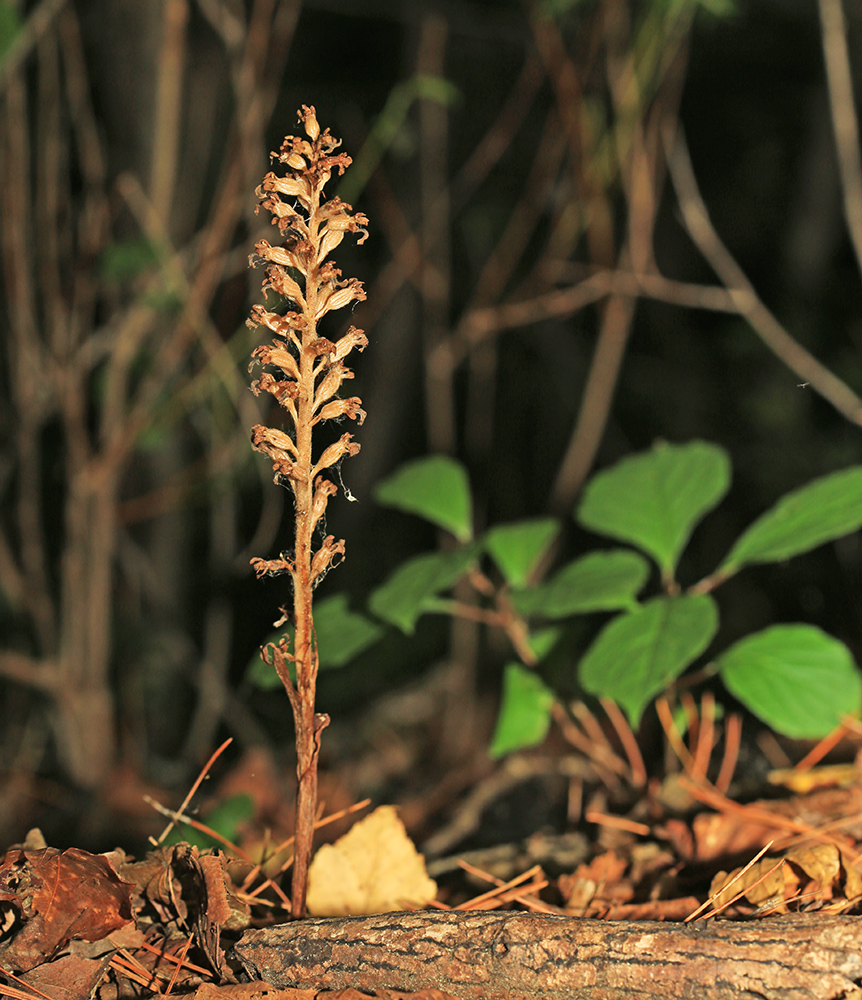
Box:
[233,909,862,999]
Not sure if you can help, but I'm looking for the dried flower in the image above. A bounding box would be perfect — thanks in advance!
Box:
[248,107,369,918]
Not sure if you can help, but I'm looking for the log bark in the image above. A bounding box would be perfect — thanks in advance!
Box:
[233,909,862,1000]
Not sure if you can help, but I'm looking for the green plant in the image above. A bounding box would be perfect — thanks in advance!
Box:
[247,106,369,917]
[272,441,862,763]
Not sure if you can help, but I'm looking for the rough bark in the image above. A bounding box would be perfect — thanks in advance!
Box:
[234,909,862,1000]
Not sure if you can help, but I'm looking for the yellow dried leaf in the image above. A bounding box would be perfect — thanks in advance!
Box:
[786,843,840,895]
[767,764,861,793]
[708,857,790,911]
[306,806,437,916]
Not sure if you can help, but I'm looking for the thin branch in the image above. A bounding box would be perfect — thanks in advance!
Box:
[819,0,862,278]
[0,0,68,94]
[419,13,455,455]
[666,125,862,426]
[149,0,189,223]
[0,652,59,693]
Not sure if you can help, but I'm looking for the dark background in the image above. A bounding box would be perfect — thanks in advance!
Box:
[3,0,862,850]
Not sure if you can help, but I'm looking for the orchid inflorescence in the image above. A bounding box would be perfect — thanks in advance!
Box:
[246,106,369,917]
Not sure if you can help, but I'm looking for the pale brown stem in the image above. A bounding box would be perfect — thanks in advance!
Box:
[288,183,324,920]
[819,0,862,280]
[150,0,188,225]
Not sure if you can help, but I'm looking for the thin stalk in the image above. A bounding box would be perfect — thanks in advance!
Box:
[248,107,369,917]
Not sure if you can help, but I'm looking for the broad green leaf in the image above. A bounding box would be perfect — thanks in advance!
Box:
[368,545,479,633]
[313,594,385,666]
[717,625,862,739]
[579,594,719,726]
[577,441,730,576]
[484,518,560,588]
[489,663,556,758]
[374,456,472,542]
[512,549,649,618]
[719,467,862,574]
[247,594,383,688]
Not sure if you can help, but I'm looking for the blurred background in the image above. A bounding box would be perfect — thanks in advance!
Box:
[3,0,862,852]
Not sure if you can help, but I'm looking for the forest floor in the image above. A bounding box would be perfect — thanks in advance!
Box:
[3,673,862,1000]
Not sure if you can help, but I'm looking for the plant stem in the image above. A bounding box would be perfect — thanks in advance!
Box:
[291,228,325,917]
[248,106,369,917]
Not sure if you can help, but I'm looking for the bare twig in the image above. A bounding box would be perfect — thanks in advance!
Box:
[666,124,862,426]
[819,0,862,277]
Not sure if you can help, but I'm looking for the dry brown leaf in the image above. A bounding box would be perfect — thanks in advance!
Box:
[709,857,791,912]
[786,843,840,900]
[843,853,862,900]
[0,848,133,972]
[709,843,858,914]
[560,850,628,910]
[306,806,437,916]
[18,952,114,1000]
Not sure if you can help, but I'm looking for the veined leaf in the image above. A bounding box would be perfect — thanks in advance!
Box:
[579,594,719,726]
[489,663,556,758]
[577,440,730,576]
[717,625,862,739]
[719,467,862,574]
[484,518,560,588]
[368,545,479,633]
[512,549,649,618]
[374,456,472,542]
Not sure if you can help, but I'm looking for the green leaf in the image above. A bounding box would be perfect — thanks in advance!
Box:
[512,549,649,618]
[717,625,862,739]
[368,545,479,633]
[312,593,385,667]
[165,793,254,849]
[579,594,719,726]
[246,594,384,689]
[374,456,473,542]
[484,518,560,588]
[489,663,556,758]
[528,626,563,661]
[577,440,730,576]
[719,467,862,574]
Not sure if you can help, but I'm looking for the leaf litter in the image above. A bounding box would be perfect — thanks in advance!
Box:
[6,705,862,1000]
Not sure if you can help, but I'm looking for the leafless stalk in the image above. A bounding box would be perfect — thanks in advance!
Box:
[247,107,369,917]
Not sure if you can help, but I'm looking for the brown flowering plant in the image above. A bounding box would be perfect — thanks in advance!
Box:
[247,106,369,918]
